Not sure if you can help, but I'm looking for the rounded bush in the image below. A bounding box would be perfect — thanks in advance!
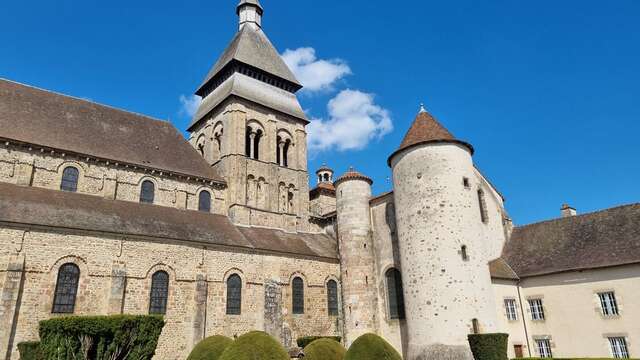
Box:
[218,331,289,360]
[344,333,402,360]
[303,338,346,360]
[187,335,233,360]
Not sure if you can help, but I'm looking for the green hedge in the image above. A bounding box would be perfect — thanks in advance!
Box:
[187,335,233,360]
[39,315,165,360]
[303,338,346,360]
[218,331,288,360]
[344,333,402,360]
[17,341,44,360]
[297,336,342,348]
[468,333,508,360]
[514,358,640,360]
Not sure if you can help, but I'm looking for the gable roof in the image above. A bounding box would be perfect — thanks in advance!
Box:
[503,204,640,277]
[489,258,519,280]
[0,79,223,182]
[0,182,338,261]
[195,25,300,96]
[388,109,473,165]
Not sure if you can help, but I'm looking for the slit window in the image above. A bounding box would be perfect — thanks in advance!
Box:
[478,189,488,223]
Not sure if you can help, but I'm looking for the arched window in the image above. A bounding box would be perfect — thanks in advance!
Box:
[385,268,405,319]
[149,271,169,314]
[245,127,263,160]
[199,191,211,213]
[327,280,339,316]
[60,166,79,192]
[226,274,242,315]
[292,277,304,314]
[140,180,155,204]
[52,263,80,313]
[478,189,488,224]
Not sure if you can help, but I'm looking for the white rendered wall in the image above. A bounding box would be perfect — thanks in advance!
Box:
[391,143,499,360]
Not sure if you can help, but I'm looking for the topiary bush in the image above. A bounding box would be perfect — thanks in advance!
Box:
[297,336,343,348]
[344,333,402,360]
[187,335,233,360]
[468,333,508,360]
[303,338,346,360]
[17,341,44,360]
[218,331,288,360]
[39,315,165,360]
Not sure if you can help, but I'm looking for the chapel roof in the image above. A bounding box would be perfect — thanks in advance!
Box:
[0,79,223,183]
[0,182,338,261]
[502,203,640,278]
[388,107,474,165]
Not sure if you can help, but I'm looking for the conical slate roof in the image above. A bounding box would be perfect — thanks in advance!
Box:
[195,25,301,96]
[388,108,473,166]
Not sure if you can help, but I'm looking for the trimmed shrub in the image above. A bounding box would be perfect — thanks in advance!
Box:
[303,338,346,360]
[17,341,44,360]
[187,335,233,360]
[218,331,288,360]
[297,336,343,349]
[344,333,402,360]
[514,358,640,360]
[468,333,508,360]
[39,315,165,360]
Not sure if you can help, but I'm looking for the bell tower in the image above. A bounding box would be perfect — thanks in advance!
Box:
[188,1,311,232]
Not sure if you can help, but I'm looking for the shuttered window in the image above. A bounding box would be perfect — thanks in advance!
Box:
[52,263,80,313]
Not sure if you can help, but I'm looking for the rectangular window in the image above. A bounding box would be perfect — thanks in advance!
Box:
[529,299,545,321]
[598,292,619,316]
[609,337,629,359]
[505,299,518,321]
[536,339,552,358]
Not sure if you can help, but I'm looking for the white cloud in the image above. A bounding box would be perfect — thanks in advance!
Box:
[282,47,351,92]
[179,94,202,117]
[307,89,393,152]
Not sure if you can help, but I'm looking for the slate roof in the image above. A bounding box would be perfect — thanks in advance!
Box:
[388,109,474,165]
[489,258,519,280]
[0,182,338,261]
[503,204,640,277]
[0,79,223,182]
[195,25,300,96]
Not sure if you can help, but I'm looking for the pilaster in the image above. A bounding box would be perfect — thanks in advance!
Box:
[0,254,25,360]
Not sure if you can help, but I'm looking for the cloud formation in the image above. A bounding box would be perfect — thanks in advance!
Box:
[179,94,202,117]
[307,89,393,152]
[282,47,351,92]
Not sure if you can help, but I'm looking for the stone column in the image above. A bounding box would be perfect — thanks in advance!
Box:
[107,263,126,314]
[249,132,256,159]
[277,142,285,167]
[0,255,25,360]
[192,274,208,348]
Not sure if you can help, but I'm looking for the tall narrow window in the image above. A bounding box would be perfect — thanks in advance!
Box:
[386,268,406,319]
[528,299,545,320]
[504,298,518,321]
[292,277,304,314]
[598,291,619,316]
[609,337,629,359]
[461,245,469,261]
[253,130,262,160]
[471,318,480,334]
[478,189,488,223]
[327,280,339,316]
[199,191,212,213]
[140,180,155,204]
[536,339,552,358]
[149,271,169,315]
[52,263,80,313]
[245,128,252,158]
[60,167,79,192]
[226,274,242,315]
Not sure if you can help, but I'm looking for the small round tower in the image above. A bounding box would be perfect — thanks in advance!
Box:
[316,163,334,185]
[388,106,498,360]
[334,168,379,346]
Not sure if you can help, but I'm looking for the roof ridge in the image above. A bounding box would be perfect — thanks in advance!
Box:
[0,78,170,125]
[514,202,640,229]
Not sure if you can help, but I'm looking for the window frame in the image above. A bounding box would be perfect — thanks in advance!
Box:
[609,337,630,359]
[140,180,156,204]
[385,268,406,320]
[198,190,212,213]
[60,166,80,192]
[536,339,552,358]
[598,291,619,316]
[148,271,169,315]
[528,298,545,321]
[226,274,242,315]
[52,263,80,314]
[505,298,518,321]
[326,279,339,316]
[292,277,305,315]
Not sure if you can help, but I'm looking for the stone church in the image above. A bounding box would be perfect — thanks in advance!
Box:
[1,1,639,359]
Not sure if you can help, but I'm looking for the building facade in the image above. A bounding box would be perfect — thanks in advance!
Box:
[1,1,639,360]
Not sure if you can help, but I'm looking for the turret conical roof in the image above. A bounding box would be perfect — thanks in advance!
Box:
[388,107,473,166]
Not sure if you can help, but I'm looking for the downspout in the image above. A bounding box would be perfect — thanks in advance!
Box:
[516,280,532,357]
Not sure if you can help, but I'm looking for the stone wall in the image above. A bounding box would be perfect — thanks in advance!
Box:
[0,225,341,360]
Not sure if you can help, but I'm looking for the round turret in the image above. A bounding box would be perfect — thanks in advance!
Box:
[388,107,498,360]
[334,168,379,346]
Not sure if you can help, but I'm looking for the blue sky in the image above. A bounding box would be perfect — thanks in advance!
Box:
[1,0,639,225]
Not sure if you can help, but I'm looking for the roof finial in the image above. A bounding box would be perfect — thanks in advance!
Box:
[419,103,427,113]
[237,0,263,30]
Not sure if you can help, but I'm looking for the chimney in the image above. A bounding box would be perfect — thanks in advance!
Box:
[561,204,577,218]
